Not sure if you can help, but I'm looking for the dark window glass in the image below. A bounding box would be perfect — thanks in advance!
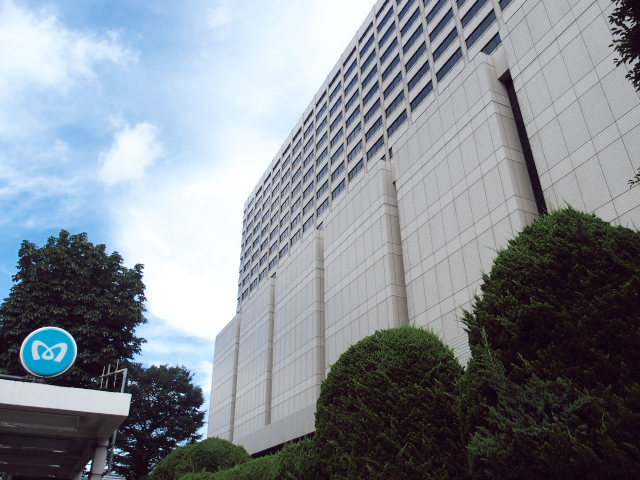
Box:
[500,0,513,9]
[330,112,343,132]
[466,10,496,48]
[367,136,385,160]
[361,34,375,57]
[388,109,408,136]
[399,0,417,20]
[481,32,501,54]
[344,60,358,81]
[317,197,330,216]
[317,180,329,198]
[330,97,342,116]
[364,82,380,105]
[348,141,363,163]
[348,159,364,181]
[383,72,402,99]
[401,9,420,37]
[364,99,382,123]
[316,116,327,134]
[408,62,430,91]
[403,24,424,53]
[332,179,346,199]
[379,22,397,48]
[330,81,342,101]
[361,50,377,73]
[331,128,344,148]
[363,65,378,88]
[346,106,361,128]
[433,28,458,61]
[317,164,329,181]
[366,116,383,140]
[427,0,447,23]
[386,91,405,117]
[345,75,358,95]
[430,9,453,41]
[462,0,489,27]
[317,148,328,165]
[347,122,362,144]
[345,90,360,111]
[381,38,399,64]
[436,48,462,81]
[331,144,345,164]
[406,42,427,71]
[378,7,394,32]
[382,55,401,81]
[331,162,345,181]
[316,102,327,119]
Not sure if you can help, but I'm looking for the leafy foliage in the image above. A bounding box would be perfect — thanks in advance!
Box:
[150,438,250,480]
[610,0,640,91]
[314,325,468,480]
[115,364,207,480]
[460,207,640,479]
[275,438,320,480]
[629,167,640,188]
[0,230,146,387]
[187,455,280,480]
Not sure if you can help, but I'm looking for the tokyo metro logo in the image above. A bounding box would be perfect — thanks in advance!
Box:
[20,327,77,378]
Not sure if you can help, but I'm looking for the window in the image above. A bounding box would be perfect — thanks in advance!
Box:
[260,252,268,265]
[332,179,346,199]
[317,148,328,165]
[462,0,489,27]
[401,9,420,37]
[367,136,385,159]
[316,102,327,119]
[348,159,364,181]
[406,43,427,72]
[292,139,301,154]
[365,99,382,123]
[377,7,394,32]
[344,46,356,66]
[361,50,377,73]
[282,169,290,182]
[347,122,362,144]
[408,62,430,90]
[344,59,358,80]
[433,28,457,61]
[345,90,360,111]
[330,112,343,132]
[282,155,290,168]
[331,144,345,164]
[317,132,328,150]
[436,48,462,81]
[241,289,248,300]
[427,0,447,23]
[259,269,267,280]
[304,136,314,153]
[345,75,358,95]
[250,278,258,291]
[280,212,290,227]
[279,243,289,258]
[317,197,330,216]
[304,166,315,183]
[270,225,279,240]
[331,128,344,148]
[362,65,378,90]
[466,10,496,48]
[346,106,361,128]
[292,196,301,211]
[458,0,469,6]
[364,82,380,105]
[242,274,249,286]
[383,72,402,99]
[332,162,345,181]
[251,263,259,276]
[291,229,301,245]
[330,81,342,101]
[269,257,278,270]
[292,153,302,168]
[303,181,315,199]
[292,181,301,197]
[291,213,301,229]
[303,197,315,214]
[386,91,405,117]
[379,23,396,48]
[382,55,401,81]
[403,23,424,53]
[388,109,408,136]
[269,241,279,255]
[293,167,302,182]
[330,97,343,116]
[430,9,453,41]
[329,70,341,89]
[303,215,314,232]
[381,38,399,64]
[499,0,513,9]
[304,151,314,168]
[316,163,329,180]
[280,196,290,212]
[348,140,363,163]
[261,238,268,251]
[481,32,501,54]
[361,34,375,57]
[317,180,329,198]
[304,122,314,138]
[252,251,259,263]
[366,116,383,140]
[281,182,290,196]
[279,226,289,242]
[399,0,417,19]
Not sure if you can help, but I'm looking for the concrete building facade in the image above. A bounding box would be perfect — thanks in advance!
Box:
[209,0,640,454]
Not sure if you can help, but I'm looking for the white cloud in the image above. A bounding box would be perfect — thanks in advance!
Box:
[0,0,135,136]
[99,123,164,186]
[207,4,232,34]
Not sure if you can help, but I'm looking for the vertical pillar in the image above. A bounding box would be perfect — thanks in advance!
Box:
[90,438,109,480]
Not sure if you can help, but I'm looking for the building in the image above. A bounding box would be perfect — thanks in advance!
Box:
[208,0,640,454]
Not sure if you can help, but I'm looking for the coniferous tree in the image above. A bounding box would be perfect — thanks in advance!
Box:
[460,208,640,479]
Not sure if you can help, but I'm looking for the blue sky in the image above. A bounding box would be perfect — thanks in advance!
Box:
[0,0,376,419]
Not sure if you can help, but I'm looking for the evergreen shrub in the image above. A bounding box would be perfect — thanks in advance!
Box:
[460,207,640,479]
[314,325,468,479]
[152,438,250,480]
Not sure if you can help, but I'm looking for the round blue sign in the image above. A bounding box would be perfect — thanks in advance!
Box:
[19,327,78,378]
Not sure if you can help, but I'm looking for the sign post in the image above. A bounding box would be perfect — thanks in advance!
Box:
[20,327,78,378]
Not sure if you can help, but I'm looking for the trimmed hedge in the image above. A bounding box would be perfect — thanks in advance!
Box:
[152,438,250,480]
[460,207,640,479]
[315,325,468,479]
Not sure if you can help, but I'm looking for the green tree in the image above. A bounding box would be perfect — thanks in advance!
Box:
[610,0,640,91]
[460,208,640,479]
[314,326,468,480]
[0,230,146,387]
[115,363,207,480]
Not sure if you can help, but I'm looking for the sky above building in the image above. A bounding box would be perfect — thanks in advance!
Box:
[0,0,376,407]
